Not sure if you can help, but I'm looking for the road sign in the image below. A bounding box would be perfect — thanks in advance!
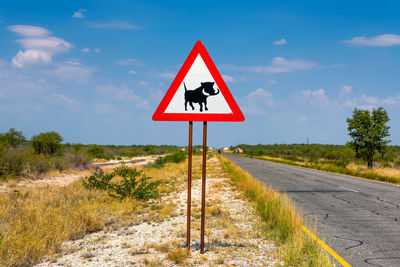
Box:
[152,41,244,255]
[152,41,244,122]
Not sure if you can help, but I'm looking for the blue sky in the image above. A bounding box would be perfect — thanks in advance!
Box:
[1,0,400,146]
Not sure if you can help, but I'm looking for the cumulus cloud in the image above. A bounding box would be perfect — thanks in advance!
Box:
[96,84,150,109]
[300,88,330,106]
[82,47,90,53]
[72,9,86,18]
[222,74,235,82]
[11,50,52,67]
[9,25,73,68]
[344,94,400,110]
[242,88,275,115]
[273,38,287,45]
[94,48,101,53]
[340,85,352,95]
[88,21,141,30]
[221,57,318,74]
[115,58,143,66]
[343,34,400,47]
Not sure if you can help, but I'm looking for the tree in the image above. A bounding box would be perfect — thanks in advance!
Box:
[0,128,26,148]
[31,131,63,155]
[346,107,390,169]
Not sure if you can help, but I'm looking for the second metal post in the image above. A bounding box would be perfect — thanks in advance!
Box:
[200,121,207,254]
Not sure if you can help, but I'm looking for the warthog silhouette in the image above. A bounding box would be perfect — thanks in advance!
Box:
[184,81,220,112]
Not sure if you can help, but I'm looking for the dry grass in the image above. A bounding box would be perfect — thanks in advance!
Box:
[218,155,334,267]
[167,246,188,264]
[0,160,187,266]
[246,154,400,184]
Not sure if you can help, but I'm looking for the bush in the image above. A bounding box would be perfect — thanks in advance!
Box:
[1,148,30,177]
[31,131,63,155]
[82,166,161,200]
[66,152,91,169]
[164,150,186,163]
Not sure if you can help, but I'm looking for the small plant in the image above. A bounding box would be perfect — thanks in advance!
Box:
[167,246,187,264]
[82,166,161,200]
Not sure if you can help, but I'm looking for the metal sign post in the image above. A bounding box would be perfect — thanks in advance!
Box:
[152,41,244,254]
[200,121,207,253]
[186,121,193,251]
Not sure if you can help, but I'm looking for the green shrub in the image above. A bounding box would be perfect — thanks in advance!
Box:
[163,150,186,163]
[1,148,30,177]
[31,131,63,155]
[82,166,161,200]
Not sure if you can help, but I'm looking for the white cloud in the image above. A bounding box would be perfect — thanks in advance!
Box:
[273,38,287,45]
[247,88,273,99]
[242,88,275,115]
[344,94,400,110]
[82,47,90,53]
[88,21,141,30]
[343,34,400,47]
[265,57,318,73]
[9,25,73,67]
[8,25,51,37]
[270,79,277,85]
[159,72,175,79]
[340,85,352,95]
[51,60,95,83]
[139,81,148,86]
[128,69,137,75]
[222,74,235,82]
[115,58,143,66]
[94,48,101,53]
[11,50,52,68]
[48,93,78,109]
[221,57,318,74]
[72,9,86,18]
[96,84,150,109]
[300,88,330,106]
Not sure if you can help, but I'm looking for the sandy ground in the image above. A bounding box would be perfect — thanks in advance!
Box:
[0,156,158,193]
[35,157,281,266]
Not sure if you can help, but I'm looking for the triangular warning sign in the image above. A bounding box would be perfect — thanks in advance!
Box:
[152,41,244,121]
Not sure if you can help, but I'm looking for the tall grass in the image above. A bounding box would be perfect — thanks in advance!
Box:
[0,161,186,266]
[218,155,334,266]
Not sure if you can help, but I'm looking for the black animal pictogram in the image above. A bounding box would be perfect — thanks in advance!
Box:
[184,81,220,112]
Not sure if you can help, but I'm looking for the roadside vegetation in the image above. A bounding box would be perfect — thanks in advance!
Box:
[0,128,182,181]
[233,108,400,184]
[0,159,186,266]
[218,155,334,266]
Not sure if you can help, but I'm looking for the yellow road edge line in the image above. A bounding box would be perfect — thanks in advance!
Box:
[301,225,352,267]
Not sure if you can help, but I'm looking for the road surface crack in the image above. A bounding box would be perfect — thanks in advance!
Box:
[334,235,364,250]
[364,257,400,266]
[376,197,400,209]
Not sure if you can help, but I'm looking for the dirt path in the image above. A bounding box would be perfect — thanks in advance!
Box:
[35,157,281,266]
[0,156,158,194]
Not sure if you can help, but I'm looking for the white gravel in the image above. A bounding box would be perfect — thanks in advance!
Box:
[35,158,281,266]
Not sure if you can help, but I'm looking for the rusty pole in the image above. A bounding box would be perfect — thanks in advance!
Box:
[187,121,193,251]
[200,121,207,254]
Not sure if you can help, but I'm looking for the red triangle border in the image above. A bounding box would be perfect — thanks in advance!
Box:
[152,41,245,122]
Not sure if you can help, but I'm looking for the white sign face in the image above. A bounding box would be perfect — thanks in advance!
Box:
[164,55,233,114]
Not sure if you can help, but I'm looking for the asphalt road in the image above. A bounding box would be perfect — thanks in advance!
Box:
[223,154,400,267]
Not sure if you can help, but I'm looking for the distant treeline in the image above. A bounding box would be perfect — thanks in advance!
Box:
[0,128,181,180]
[236,144,400,168]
